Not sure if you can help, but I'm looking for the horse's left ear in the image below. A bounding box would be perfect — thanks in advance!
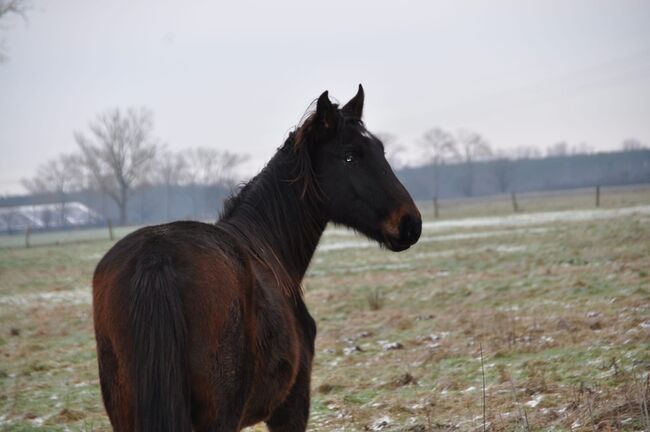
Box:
[342,84,364,119]
[315,90,338,129]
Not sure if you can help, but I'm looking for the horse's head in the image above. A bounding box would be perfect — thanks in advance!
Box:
[293,85,421,251]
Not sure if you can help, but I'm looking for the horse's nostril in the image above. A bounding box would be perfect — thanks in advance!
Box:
[399,213,422,244]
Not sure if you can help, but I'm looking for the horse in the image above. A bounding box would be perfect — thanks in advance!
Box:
[92,85,422,431]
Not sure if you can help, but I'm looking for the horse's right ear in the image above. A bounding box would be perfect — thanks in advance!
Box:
[315,91,337,129]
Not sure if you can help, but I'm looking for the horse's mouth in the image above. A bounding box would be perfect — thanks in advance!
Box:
[379,209,422,252]
[382,235,413,252]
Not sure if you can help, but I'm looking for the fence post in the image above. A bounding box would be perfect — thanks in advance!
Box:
[107,219,114,241]
[433,196,439,219]
[511,191,519,213]
[25,227,31,248]
[595,185,600,207]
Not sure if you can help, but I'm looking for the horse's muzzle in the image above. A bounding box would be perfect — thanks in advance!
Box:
[382,207,422,251]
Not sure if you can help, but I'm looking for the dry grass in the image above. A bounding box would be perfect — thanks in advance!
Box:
[1,187,649,431]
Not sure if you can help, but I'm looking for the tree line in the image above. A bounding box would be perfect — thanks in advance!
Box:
[21,107,249,226]
[389,128,648,199]
[12,108,650,231]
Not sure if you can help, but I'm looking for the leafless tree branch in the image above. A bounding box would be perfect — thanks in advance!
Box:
[75,107,158,225]
[420,127,458,198]
[0,0,30,63]
[21,153,83,226]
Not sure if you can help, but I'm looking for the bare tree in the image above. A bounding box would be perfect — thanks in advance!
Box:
[75,107,158,225]
[217,151,249,189]
[40,207,53,229]
[186,147,221,218]
[420,128,457,198]
[622,138,646,151]
[22,153,83,227]
[514,145,542,159]
[186,147,248,187]
[0,1,28,18]
[186,147,220,188]
[546,141,568,157]
[0,207,21,234]
[154,150,187,220]
[185,147,248,218]
[491,151,514,194]
[375,132,407,169]
[457,129,492,197]
[570,142,593,155]
[0,0,29,63]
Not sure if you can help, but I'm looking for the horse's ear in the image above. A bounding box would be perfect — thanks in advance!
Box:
[315,90,337,129]
[342,84,364,119]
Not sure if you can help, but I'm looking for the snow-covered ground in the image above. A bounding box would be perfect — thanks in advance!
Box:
[0,287,91,308]
[318,205,650,252]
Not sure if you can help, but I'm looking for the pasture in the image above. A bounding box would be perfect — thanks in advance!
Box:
[1,186,649,431]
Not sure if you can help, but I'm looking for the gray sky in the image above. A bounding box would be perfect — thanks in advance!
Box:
[1,0,649,195]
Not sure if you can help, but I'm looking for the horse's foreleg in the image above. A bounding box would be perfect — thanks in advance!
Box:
[265,361,311,432]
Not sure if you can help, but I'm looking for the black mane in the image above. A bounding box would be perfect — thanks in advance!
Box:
[217,110,335,296]
[221,103,369,219]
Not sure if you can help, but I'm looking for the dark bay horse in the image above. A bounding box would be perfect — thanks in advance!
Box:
[92,85,422,431]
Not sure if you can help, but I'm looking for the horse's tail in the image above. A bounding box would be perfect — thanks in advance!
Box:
[128,254,192,432]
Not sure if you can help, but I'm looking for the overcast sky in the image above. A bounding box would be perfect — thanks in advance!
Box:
[1,0,649,195]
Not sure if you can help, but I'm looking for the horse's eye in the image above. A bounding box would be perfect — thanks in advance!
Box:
[344,154,355,164]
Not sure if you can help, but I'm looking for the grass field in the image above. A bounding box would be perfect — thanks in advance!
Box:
[1,186,649,431]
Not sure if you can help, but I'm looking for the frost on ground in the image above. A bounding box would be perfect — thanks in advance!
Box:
[323,204,650,237]
[422,204,650,230]
[2,194,650,431]
[318,227,546,253]
[0,287,91,307]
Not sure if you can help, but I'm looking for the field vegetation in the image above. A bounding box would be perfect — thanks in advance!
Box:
[1,187,649,431]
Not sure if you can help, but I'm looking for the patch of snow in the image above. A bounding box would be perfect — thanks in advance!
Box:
[370,416,391,431]
[422,205,650,231]
[81,253,104,261]
[343,346,363,356]
[318,240,375,252]
[317,228,543,253]
[378,340,403,351]
[0,287,91,307]
[540,335,555,345]
[526,394,544,408]
[491,245,528,253]
[319,206,650,245]
[308,262,411,276]
[0,201,103,231]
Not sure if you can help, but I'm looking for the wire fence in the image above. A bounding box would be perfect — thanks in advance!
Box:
[1,183,649,249]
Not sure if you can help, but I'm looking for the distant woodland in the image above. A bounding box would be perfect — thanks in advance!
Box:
[1,105,648,233]
[399,149,650,200]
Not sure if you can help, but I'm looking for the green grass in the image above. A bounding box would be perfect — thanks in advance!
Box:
[1,186,649,430]
[0,226,141,249]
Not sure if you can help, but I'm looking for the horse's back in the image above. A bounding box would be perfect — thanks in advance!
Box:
[93,220,248,332]
[92,221,253,431]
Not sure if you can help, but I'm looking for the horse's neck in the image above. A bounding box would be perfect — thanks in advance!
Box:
[222,153,327,283]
